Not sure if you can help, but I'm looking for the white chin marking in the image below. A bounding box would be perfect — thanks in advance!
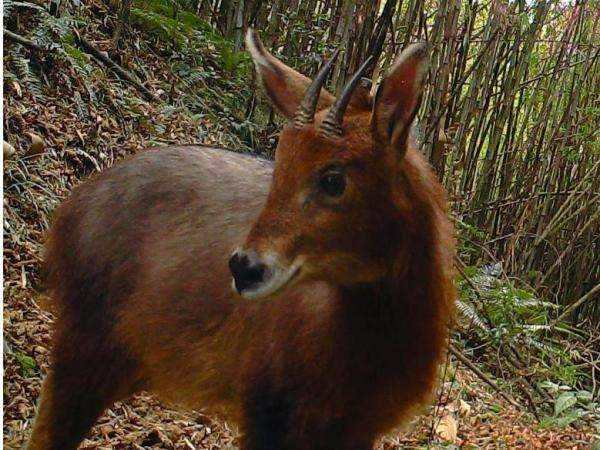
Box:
[238,260,303,300]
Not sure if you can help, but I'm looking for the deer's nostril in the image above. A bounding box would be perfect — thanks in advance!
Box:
[229,252,267,294]
[228,253,245,273]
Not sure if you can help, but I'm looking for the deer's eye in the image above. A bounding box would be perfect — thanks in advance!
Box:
[319,171,346,197]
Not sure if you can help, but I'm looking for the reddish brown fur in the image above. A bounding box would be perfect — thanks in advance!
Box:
[27,37,455,450]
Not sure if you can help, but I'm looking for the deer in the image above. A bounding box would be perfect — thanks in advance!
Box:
[26,29,455,450]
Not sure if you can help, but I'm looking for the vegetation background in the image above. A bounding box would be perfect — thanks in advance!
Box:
[3,0,599,447]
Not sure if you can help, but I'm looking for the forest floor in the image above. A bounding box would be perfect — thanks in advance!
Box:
[3,1,599,448]
[3,286,595,449]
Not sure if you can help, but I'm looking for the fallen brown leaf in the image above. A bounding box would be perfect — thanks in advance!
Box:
[26,133,45,157]
[435,413,458,443]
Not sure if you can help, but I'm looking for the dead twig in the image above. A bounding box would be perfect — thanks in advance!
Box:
[449,343,523,410]
[551,283,600,327]
[5,28,159,102]
[73,32,160,102]
[4,29,46,52]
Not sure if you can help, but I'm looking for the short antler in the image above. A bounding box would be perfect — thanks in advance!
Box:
[294,49,340,128]
[320,56,375,137]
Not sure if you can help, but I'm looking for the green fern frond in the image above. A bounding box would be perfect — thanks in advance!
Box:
[525,336,556,355]
[4,0,16,17]
[3,69,19,84]
[62,42,95,79]
[11,51,45,100]
[73,91,89,117]
[131,7,189,46]
[522,324,551,333]
[32,11,77,48]
[456,299,489,331]
[177,69,206,93]
[4,1,46,19]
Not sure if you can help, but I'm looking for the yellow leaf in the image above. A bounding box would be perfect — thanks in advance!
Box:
[3,141,16,161]
[26,133,45,157]
[435,413,458,442]
[459,399,472,416]
[11,81,22,97]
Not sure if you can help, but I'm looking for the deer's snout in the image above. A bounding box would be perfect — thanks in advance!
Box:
[229,250,268,294]
[228,248,303,300]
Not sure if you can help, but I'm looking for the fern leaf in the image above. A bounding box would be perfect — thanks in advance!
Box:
[11,52,45,100]
[456,299,489,331]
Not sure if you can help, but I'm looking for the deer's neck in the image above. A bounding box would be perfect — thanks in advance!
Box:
[337,228,448,363]
[340,274,436,338]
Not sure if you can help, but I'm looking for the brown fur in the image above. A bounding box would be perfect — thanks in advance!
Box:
[27,39,455,450]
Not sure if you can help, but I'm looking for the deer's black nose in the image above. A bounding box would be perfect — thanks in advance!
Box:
[229,251,266,294]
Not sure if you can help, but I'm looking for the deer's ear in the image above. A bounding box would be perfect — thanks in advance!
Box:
[246,29,335,120]
[372,44,428,155]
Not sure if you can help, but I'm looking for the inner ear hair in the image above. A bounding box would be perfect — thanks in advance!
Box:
[390,92,423,150]
[246,29,296,116]
[371,43,429,153]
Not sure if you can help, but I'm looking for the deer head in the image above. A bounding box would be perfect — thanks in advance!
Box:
[229,29,429,299]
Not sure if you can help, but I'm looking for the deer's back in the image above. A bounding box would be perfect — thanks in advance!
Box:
[45,145,272,321]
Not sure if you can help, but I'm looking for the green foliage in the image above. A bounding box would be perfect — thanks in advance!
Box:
[124,0,255,148]
[63,42,92,70]
[538,382,596,429]
[218,45,248,72]
[456,299,488,331]
[456,262,590,418]
[131,7,189,46]
[131,0,249,75]
[4,0,46,19]
[14,352,37,377]
[554,391,578,416]
[455,219,486,261]
[10,51,45,100]
[33,10,80,44]
[5,5,91,100]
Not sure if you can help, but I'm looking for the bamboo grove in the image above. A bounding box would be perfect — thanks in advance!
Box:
[196,0,599,320]
[4,0,598,319]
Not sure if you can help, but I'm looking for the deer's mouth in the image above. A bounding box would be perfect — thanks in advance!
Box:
[235,258,303,300]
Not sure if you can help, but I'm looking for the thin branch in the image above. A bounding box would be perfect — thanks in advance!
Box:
[448,343,523,410]
[73,32,160,102]
[5,28,159,102]
[552,283,600,326]
[4,29,46,52]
